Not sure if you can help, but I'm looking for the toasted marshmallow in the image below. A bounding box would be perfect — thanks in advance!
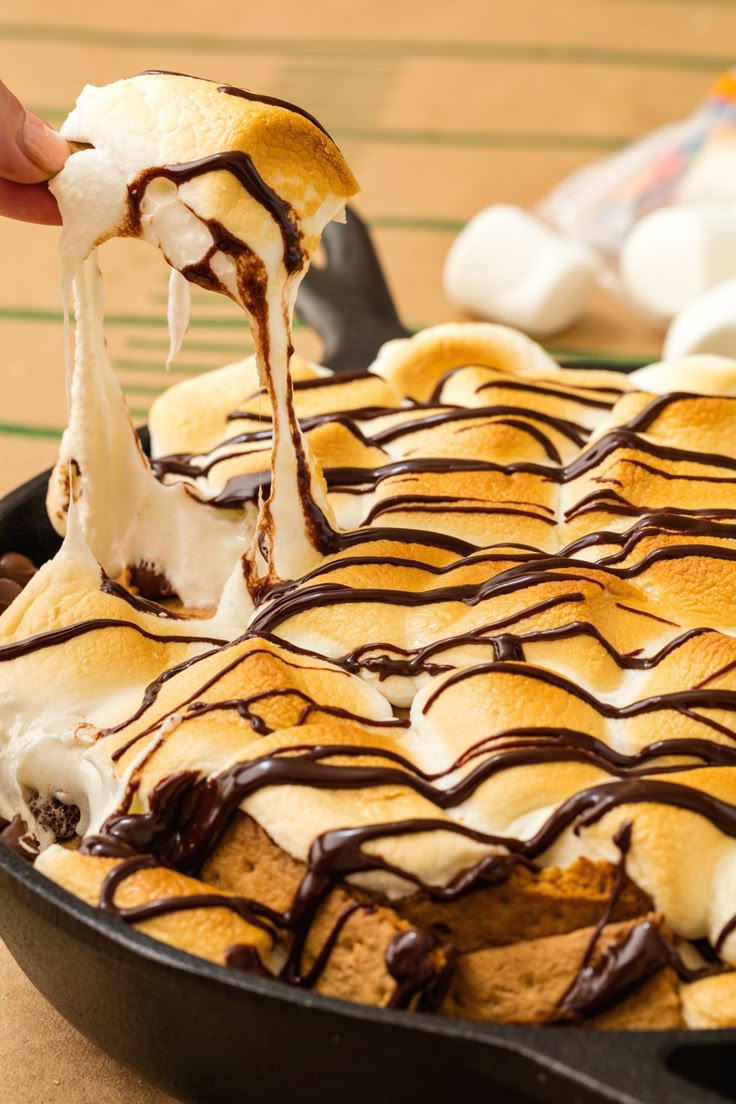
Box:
[37,846,274,968]
[662,279,736,362]
[0,506,220,844]
[371,320,562,401]
[47,258,248,608]
[48,73,359,603]
[52,73,358,289]
[630,351,736,395]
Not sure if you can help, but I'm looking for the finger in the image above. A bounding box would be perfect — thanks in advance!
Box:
[0,178,62,224]
[0,81,69,182]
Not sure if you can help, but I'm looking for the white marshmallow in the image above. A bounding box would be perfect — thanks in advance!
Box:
[676,140,736,206]
[620,205,736,323]
[443,205,600,339]
[663,277,736,361]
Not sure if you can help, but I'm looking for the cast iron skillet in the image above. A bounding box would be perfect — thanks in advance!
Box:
[1,209,735,1104]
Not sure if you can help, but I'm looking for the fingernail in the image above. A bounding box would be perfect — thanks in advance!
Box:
[19,112,70,176]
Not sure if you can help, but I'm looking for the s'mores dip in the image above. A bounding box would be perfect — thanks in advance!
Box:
[6,72,736,1028]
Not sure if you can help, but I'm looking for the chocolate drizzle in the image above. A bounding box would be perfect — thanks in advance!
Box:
[101,574,184,617]
[217,84,333,140]
[287,903,362,988]
[0,617,226,663]
[225,943,274,977]
[0,814,39,860]
[715,912,736,954]
[184,691,407,736]
[560,913,728,1020]
[95,732,736,875]
[99,853,276,935]
[148,384,736,602]
[559,819,730,1018]
[560,920,675,1019]
[421,659,736,741]
[128,151,303,275]
[247,549,695,636]
[559,821,637,1015]
[385,928,454,1011]
[369,404,587,454]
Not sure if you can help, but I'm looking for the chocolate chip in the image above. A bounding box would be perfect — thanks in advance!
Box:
[0,577,22,612]
[225,944,274,978]
[0,814,39,860]
[27,791,81,842]
[129,562,175,600]
[0,551,37,587]
[0,550,37,613]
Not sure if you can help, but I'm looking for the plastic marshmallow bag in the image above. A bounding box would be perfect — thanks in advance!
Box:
[538,71,736,268]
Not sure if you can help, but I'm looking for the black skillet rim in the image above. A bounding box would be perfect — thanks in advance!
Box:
[4,836,735,1103]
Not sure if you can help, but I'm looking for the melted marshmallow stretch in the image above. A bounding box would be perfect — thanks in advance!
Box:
[47,73,358,605]
[1,71,357,844]
[0,505,230,847]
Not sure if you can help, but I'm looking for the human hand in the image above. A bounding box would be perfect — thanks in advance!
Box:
[0,80,70,225]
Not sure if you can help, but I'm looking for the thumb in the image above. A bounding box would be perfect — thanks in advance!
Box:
[0,80,69,182]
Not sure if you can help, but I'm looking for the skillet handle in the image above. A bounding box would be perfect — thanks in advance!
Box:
[295,206,412,372]
[466,1027,736,1104]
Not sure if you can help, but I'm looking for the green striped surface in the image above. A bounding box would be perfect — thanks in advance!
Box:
[1,21,733,70]
[0,2,715,460]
